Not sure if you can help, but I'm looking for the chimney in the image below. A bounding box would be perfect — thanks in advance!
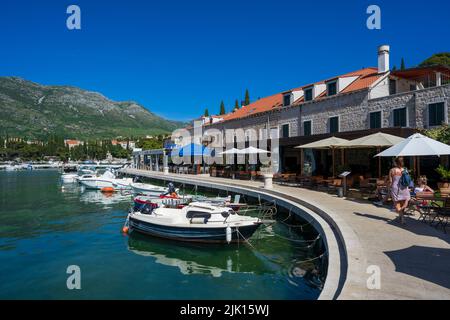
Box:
[377,45,390,73]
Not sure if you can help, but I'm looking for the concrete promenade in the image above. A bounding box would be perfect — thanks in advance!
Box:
[122,169,450,300]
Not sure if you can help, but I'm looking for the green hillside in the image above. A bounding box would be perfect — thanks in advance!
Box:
[0,77,185,139]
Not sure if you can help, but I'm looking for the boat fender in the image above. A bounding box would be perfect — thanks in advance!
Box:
[226,226,232,243]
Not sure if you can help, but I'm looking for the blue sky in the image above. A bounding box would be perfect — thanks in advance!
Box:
[0,0,449,121]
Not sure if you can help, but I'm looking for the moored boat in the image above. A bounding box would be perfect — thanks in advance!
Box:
[126,202,262,243]
[79,170,133,190]
[61,173,78,183]
[130,182,179,196]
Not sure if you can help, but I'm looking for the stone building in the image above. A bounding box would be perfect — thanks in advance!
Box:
[187,45,450,176]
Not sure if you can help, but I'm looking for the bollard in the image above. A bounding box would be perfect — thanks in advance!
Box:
[263,173,273,189]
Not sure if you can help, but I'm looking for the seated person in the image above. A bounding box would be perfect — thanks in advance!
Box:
[413,176,434,195]
[411,176,434,209]
[373,177,390,206]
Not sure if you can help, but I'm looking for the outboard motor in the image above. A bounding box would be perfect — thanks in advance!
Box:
[167,182,176,194]
[141,204,156,215]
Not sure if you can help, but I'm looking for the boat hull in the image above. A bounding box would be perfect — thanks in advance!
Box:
[79,179,132,190]
[61,174,78,183]
[129,216,261,243]
[131,183,176,196]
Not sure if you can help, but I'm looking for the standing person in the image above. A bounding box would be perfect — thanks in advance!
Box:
[389,157,411,225]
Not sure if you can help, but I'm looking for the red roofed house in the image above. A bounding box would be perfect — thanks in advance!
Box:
[64,139,82,150]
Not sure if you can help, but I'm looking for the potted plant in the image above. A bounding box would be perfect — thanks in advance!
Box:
[435,165,450,191]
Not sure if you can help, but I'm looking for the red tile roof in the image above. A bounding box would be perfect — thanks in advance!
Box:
[65,140,80,145]
[218,93,283,122]
[203,67,384,125]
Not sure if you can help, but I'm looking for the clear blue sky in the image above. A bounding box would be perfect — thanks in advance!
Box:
[0,0,449,121]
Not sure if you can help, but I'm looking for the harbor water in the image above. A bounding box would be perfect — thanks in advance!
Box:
[0,170,326,299]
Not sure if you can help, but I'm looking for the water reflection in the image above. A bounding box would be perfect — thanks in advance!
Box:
[127,233,273,277]
[79,189,133,208]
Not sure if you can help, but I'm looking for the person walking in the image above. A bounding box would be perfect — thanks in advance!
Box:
[389,157,411,225]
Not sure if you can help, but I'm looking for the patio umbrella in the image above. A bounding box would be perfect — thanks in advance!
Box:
[171,143,212,157]
[375,133,450,177]
[338,132,405,177]
[240,146,270,154]
[375,133,450,157]
[218,148,244,155]
[295,137,349,177]
[295,136,349,149]
[338,132,404,148]
[171,143,212,174]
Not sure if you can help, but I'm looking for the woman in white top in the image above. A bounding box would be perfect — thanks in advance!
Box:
[414,176,434,194]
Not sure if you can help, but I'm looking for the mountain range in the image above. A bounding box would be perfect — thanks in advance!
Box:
[0,77,185,139]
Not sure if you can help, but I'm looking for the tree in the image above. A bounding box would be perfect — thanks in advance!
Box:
[392,65,397,71]
[400,58,406,70]
[219,101,226,115]
[204,108,209,117]
[244,89,250,106]
[234,99,239,110]
[419,52,450,67]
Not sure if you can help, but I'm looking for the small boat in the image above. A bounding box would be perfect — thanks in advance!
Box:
[61,173,78,183]
[79,170,133,190]
[5,164,17,171]
[131,182,179,196]
[126,202,262,243]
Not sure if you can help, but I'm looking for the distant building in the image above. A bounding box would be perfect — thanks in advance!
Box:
[64,139,82,149]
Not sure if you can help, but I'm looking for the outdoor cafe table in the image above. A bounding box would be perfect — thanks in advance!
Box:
[413,193,448,225]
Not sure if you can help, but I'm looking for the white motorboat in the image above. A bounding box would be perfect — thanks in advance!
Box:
[126,202,262,243]
[130,182,179,196]
[5,164,18,171]
[61,173,78,183]
[79,170,133,190]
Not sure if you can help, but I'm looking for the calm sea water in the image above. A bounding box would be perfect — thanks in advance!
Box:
[0,170,325,299]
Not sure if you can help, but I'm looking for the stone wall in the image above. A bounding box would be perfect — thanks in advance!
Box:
[300,90,369,135]
[368,84,450,129]
[197,84,450,140]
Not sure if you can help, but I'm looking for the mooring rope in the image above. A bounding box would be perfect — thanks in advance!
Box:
[271,233,321,244]
[236,227,326,265]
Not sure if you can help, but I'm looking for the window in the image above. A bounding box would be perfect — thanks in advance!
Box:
[389,79,397,95]
[393,107,407,127]
[283,94,291,107]
[270,127,278,139]
[304,88,313,102]
[327,81,337,96]
[370,111,382,129]
[329,117,339,133]
[281,124,290,138]
[428,102,445,127]
[303,121,312,136]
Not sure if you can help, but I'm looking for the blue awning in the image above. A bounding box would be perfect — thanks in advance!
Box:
[171,143,213,157]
